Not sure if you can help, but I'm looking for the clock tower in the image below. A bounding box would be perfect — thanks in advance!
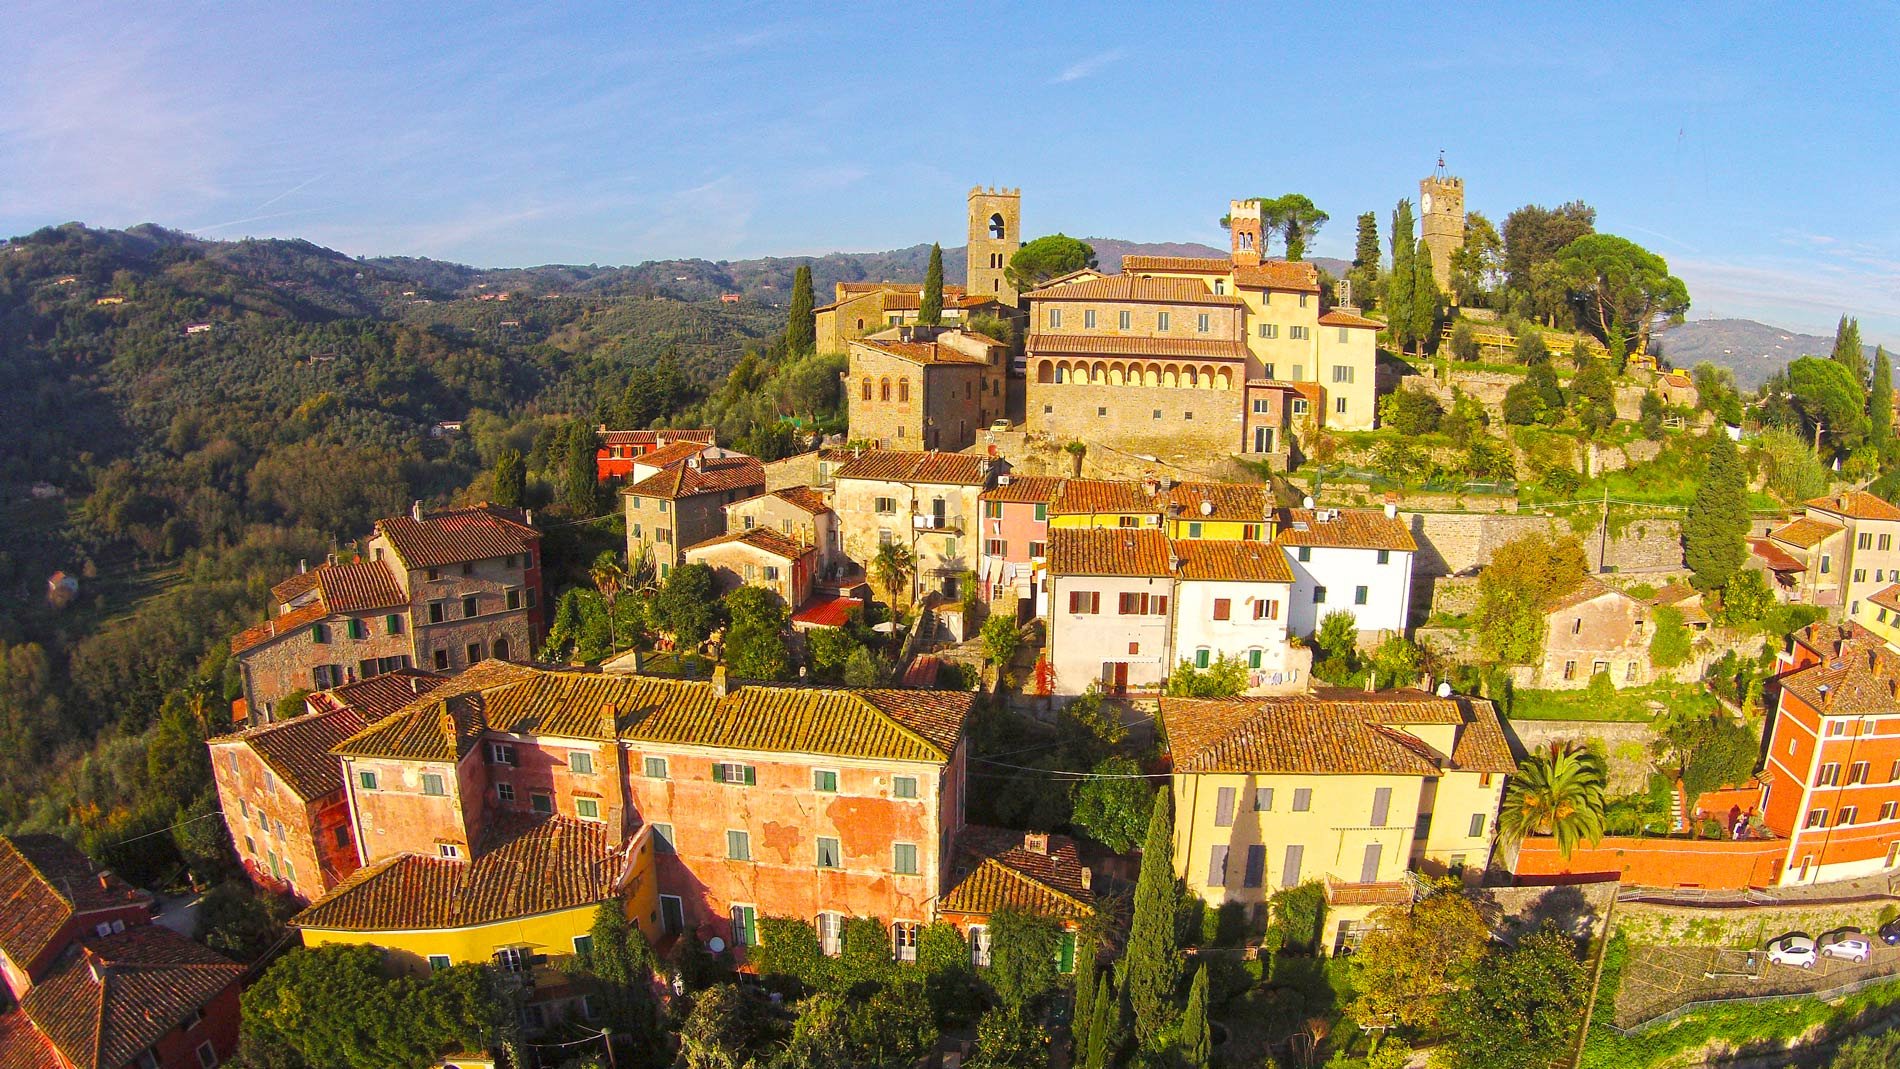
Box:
[1419,157,1465,295]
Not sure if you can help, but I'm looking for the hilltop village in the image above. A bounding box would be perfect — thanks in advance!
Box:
[4,174,1900,1069]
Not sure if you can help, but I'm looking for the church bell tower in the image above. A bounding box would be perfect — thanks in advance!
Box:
[967,186,1022,307]
[1419,154,1465,294]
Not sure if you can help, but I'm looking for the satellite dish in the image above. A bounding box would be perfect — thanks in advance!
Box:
[708,936,727,954]
[1302,495,1316,510]
[1199,499,1214,516]
[1436,682,1453,698]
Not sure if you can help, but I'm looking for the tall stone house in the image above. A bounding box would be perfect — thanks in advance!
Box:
[233,504,544,719]
[1046,528,1177,697]
[725,486,843,576]
[831,450,1002,603]
[846,327,1009,451]
[624,452,766,578]
[1162,690,1514,954]
[1023,198,1382,461]
[1534,577,1652,690]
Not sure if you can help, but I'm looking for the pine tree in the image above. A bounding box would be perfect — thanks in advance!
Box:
[918,243,944,327]
[1181,963,1211,1069]
[1387,200,1417,354]
[1832,314,1866,388]
[1072,938,1099,1061]
[1411,236,1442,355]
[491,448,525,508]
[1126,785,1180,1045]
[1871,346,1894,461]
[1684,429,1749,591]
[785,264,815,354]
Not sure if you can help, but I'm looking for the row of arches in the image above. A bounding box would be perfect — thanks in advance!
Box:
[861,376,911,403]
[1035,359,1236,391]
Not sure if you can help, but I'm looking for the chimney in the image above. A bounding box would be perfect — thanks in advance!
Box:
[298,558,307,574]
[525,507,535,526]
[411,500,425,522]
[600,702,618,739]
[1079,866,1092,890]
[1385,502,1399,519]
[688,455,701,470]
[1364,670,1377,694]
[1141,476,1158,497]
[1024,832,1049,855]
[97,870,113,891]
[711,664,730,697]
[409,676,423,694]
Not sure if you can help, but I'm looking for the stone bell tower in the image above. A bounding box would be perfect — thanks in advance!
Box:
[1419,154,1465,293]
[1228,199,1264,267]
[967,186,1022,307]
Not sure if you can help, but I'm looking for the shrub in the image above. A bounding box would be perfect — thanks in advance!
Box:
[1450,321,1479,362]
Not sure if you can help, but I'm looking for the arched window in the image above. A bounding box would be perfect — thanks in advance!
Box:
[855,318,864,330]
[862,377,872,402]
[880,378,891,402]
[989,213,1005,240]
[898,378,910,403]
[493,635,510,661]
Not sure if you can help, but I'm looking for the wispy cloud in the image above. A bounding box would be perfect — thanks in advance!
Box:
[1052,49,1124,84]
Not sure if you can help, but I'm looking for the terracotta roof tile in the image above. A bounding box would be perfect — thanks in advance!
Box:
[600,428,714,448]
[636,440,713,469]
[296,559,407,613]
[1275,508,1416,551]
[1118,255,1232,274]
[683,527,810,561]
[231,600,330,654]
[792,595,862,628]
[626,455,766,500]
[1868,583,1900,615]
[1806,490,1900,522]
[1049,528,1173,577]
[269,569,321,603]
[1232,260,1321,294]
[309,669,451,722]
[1024,334,1251,361]
[980,475,1065,504]
[212,673,446,800]
[852,338,995,366]
[1779,639,1900,718]
[1543,575,1631,615]
[832,450,994,486]
[0,836,152,975]
[1748,536,1806,572]
[1050,479,1159,517]
[20,926,244,1069]
[294,816,617,932]
[1024,274,1243,306]
[1162,481,1269,523]
[1163,688,1514,776]
[768,486,832,515]
[0,1011,59,1069]
[1173,540,1294,583]
[377,505,538,569]
[1771,516,1844,549]
[1317,309,1383,329]
[941,826,1092,921]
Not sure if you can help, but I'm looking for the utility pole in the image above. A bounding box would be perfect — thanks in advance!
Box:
[1598,485,1610,574]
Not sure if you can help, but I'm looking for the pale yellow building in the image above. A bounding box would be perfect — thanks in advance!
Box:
[1161,689,1514,953]
[830,450,1000,603]
[1850,583,1900,648]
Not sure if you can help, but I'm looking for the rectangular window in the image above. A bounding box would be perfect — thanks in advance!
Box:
[985,538,1006,556]
[495,782,516,804]
[489,742,516,766]
[466,642,481,664]
[1195,648,1211,669]
[1244,845,1266,888]
[1292,788,1312,812]
[506,588,521,610]
[894,921,920,962]
[421,773,446,796]
[1254,787,1274,811]
[531,791,554,815]
[576,798,601,820]
[1851,761,1871,784]
[1197,313,1211,333]
[727,830,751,861]
[437,843,460,859]
[1291,325,1310,341]
[1313,585,1326,603]
[1331,365,1354,384]
[1297,546,1311,562]
[1069,590,1101,614]
[1119,310,1132,330]
[715,762,757,785]
[814,769,838,792]
[970,925,992,967]
[1282,844,1304,887]
[817,836,842,868]
[1884,802,1898,821]
[651,823,676,852]
[1259,323,1278,339]
[1360,843,1383,883]
[462,595,478,619]
[433,648,449,670]
[1335,397,1347,414]
[1253,600,1279,621]
[730,906,757,947]
[893,775,919,799]
[1840,805,1859,826]
[428,954,451,972]
[1882,534,1893,551]
[1214,786,1236,827]
[1049,308,1062,329]
[1208,844,1229,886]
[1370,786,1391,827]
[893,842,919,875]
[357,770,378,791]
[644,756,669,779]
[569,751,595,775]
[875,496,897,515]
[1469,813,1486,837]
[1354,586,1369,606]
[1084,309,1096,328]
[1820,762,1841,786]
[1860,532,1873,550]
[1806,808,1829,829]
[1157,311,1170,331]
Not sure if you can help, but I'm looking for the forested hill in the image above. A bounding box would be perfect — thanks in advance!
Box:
[1656,318,1885,391]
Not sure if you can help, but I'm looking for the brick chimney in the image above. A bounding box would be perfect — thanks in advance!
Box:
[97,870,114,891]
[1023,832,1049,855]
[711,664,730,698]
[1080,866,1092,890]
[600,702,618,739]
[411,500,425,522]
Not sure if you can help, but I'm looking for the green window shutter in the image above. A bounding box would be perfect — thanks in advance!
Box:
[1057,932,1076,974]
[744,766,756,786]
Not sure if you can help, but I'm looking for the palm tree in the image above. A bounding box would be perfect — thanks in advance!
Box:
[1498,742,1608,858]
[589,551,628,655]
[871,542,915,612]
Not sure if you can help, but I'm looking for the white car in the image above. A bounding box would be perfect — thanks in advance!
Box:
[1821,932,1872,964]
[1767,933,1818,968]
[990,419,1011,433]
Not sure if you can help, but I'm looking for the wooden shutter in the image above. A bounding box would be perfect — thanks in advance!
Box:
[1214,787,1236,827]
[1213,598,1231,621]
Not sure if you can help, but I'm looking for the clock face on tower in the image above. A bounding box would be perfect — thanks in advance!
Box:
[1422,192,1434,215]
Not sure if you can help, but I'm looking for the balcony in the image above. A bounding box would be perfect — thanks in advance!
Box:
[912,514,963,533]
[1323,876,1413,907]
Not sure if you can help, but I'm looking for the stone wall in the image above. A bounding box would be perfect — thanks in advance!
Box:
[1025,379,1245,462]
[1505,718,1662,794]
[1614,897,1899,949]
[1406,511,1685,578]
[1407,367,1655,424]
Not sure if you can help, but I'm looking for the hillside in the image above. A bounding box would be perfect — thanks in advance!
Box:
[1655,318,1882,390]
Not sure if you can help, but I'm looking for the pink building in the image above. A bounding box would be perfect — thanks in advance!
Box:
[977,475,1062,617]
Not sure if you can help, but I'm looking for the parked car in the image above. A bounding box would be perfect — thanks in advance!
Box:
[1767,933,1818,968]
[1820,930,1872,963]
[1880,917,1900,947]
[990,419,1011,433]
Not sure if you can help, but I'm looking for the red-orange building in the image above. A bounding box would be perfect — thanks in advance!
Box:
[594,428,715,483]
[1762,621,1900,884]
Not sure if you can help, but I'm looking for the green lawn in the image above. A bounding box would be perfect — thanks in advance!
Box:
[1505,681,1718,723]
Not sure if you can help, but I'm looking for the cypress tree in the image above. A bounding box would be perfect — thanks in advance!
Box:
[1387,200,1417,354]
[785,264,815,354]
[491,448,525,508]
[1684,429,1749,591]
[1871,346,1894,461]
[1181,963,1211,1069]
[1832,314,1866,388]
[1126,785,1180,1045]
[1350,211,1380,311]
[1084,972,1115,1069]
[1411,236,1442,355]
[1072,939,1098,1061]
[560,423,599,516]
[918,243,944,326]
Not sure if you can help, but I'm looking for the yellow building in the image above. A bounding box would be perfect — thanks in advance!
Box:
[295,815,660,1018]
[1850,583,1900,647]
[1043,478,1273,540]
[1047,479,1163,531]
[1160,689,1514,954]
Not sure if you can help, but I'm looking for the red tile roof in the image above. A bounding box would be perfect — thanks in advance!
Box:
[683,527,810,561]
[1275,508,1416,552]
[19,926,244,1069]
[1025,274,1242,306]
[1050,479,1159,516]
[1163,689,1515,775]
[600,428,714,447]
[1119,255,1232,274]
[1049,528,1173,577]
[792,595,862,628]
[1172,539,1294,583]
[1868,583,1900,615]
[297,559,407,612]
[853,338,996,366]
[832,450,995,486]
[626,455,766,500]
[1232,260,1321,294]
[635,440,713,469]
[980,475,1065,505]
[377,505,538,569]
[1024,334,1251,361]
[231,600,331,655]
[1778,638,1900,718]
[0,836,152,976]
[941,826,1092,921]
[1748,536,1806,573]
[0,1011,59,1069]
[1806,490,1900,522]
[1162,481,1269,523]
[1771,516,1844,550]
[308,669,450,722]
[213,673,444,800]
[1317,309,1383,329]
[767,486,832,515]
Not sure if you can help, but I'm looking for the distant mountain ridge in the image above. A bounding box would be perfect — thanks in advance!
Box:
[1654,318,1882,390]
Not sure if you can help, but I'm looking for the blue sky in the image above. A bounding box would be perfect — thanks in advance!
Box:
[3,2,1896,340]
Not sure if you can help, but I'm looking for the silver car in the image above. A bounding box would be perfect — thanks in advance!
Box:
[1820,931,1872,964]
[1767,933,1817,968]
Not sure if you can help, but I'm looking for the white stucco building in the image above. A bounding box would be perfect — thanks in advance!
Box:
[1279,505,1416,637]
[1046,528,1176,697]
[1169,540,1304,693]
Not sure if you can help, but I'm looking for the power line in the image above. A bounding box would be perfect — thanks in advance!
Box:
[970,756,1168,780]
[111,809,223,846]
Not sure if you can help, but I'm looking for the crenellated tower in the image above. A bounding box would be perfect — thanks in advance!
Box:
[967,186,1022,306]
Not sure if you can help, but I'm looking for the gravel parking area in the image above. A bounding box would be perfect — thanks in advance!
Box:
[1615,939,1900,1029]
